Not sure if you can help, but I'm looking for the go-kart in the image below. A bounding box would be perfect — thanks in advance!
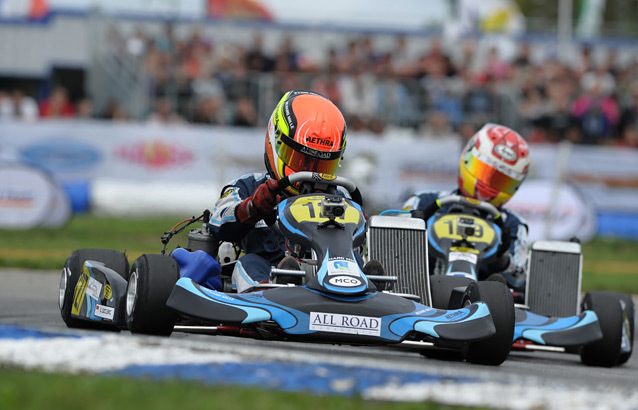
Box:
[371,194,634,367]
[58,172,510,365]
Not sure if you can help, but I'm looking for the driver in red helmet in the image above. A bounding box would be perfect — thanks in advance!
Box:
[209,90,349,293]
[403,123,531,292]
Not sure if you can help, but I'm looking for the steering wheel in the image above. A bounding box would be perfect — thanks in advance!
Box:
[419,195,503,228]
[265,172,363,230]
[275,172,363,206]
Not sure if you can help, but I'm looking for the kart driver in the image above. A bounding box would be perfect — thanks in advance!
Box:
[209,90,349,293]
[402,123,530,292]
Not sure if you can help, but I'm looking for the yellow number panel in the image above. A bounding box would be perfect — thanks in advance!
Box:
[287,195,361,225]
[432,214,496,244]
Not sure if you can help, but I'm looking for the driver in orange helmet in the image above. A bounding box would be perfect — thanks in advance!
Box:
[209,90,348,293]
[403,123,530,291]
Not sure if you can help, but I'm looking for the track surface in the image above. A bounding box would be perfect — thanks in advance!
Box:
[1,269,637,409]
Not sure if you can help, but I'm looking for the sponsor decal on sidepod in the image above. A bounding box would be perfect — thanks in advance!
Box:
[309,312,381,336]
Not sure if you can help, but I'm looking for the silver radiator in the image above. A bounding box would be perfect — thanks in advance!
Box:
[367,215,431,305]
[526,240,582,317]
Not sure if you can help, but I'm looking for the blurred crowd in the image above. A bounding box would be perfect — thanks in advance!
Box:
[2,23,638,148]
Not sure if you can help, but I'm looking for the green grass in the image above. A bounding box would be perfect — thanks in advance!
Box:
[0,215,637,293]
[0,214,185,269]
[0,368,472,410]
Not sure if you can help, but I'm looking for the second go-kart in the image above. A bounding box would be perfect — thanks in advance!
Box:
[58,172,510,365]
[371,194,634,367]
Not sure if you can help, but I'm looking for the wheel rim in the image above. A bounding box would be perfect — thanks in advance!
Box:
[126,270,139,317]
[58,268,68,310]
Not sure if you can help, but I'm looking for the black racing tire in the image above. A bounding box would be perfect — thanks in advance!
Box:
[429,275,473,309]
[125,254,180,336]
[59,248,129,329]
[462,281,515,366]
[579,291,626,367]
[615,293,635,365]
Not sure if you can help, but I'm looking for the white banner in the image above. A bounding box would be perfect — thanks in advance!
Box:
[2,120,638,236]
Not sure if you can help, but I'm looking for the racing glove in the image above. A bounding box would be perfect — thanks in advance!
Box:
[235,179,280,224]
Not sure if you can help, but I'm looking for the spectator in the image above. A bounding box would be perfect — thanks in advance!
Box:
[245,32,273,72]
[463,73,496,126]
[191,94,226,125]
[618,82,638,145]
[101,99,130,121]
[146,97,184,125]
[231,95,258,127]
[419,111,455,139]
[339,64,377,132]
[0,89,38,122]
[76,97,94,119]
[39,86,75,118]
[571,80,620,145]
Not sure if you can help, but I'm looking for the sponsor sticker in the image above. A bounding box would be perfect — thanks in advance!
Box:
[327,276,362,287]
[309,312,381,336]
[448,252,478,265]
[327,259,359,276]
[71,268,89,316]
[86,276,103,301]
[494,144,517,161]
[445,310,466,320]
[104,285,112,300]
[94,304,114,320]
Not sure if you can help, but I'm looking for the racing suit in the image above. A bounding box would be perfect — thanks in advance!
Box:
[402,189,529,291]
[210,173,286,293]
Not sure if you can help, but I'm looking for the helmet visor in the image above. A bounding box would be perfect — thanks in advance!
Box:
[465,148,525,195]
[276,133,343,175]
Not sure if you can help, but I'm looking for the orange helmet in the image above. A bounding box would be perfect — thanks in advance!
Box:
[458,123,530,207]
[265,90,347,195]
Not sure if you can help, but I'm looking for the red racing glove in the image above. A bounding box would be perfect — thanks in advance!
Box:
[235,179,280,224]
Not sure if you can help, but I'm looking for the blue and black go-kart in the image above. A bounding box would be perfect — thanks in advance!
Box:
[371,195,634,367]
[58,172,511,365]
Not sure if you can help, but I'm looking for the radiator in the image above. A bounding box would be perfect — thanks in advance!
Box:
[367,215,431,305]
[526,241,582,317]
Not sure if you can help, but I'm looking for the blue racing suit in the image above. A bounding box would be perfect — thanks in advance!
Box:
[402,189,529,290]
[210,172,286,292]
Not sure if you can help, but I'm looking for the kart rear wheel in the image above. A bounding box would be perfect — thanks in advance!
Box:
[125,254,180,336]
[462,281,514,366]
[59,248,129,329]
[615,293,635,365]
[579,291,626,367]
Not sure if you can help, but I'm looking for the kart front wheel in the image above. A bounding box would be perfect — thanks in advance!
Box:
[59,248,129,329]
[462,281,514,366]
[125,254,180,336]
[579,291,627,367]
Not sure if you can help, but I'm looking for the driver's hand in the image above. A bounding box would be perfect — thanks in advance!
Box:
[236,179,281,224]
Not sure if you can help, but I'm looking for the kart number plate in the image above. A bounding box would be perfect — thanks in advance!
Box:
[310,312,381,336]
[94,304,114,320]
[448,251,478,264]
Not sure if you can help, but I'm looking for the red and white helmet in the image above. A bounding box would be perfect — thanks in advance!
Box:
[265,90,347,196]
[458,123,530,207]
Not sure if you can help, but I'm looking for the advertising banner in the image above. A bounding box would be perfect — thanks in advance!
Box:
[2,120,638,238]
[0,163,71,228]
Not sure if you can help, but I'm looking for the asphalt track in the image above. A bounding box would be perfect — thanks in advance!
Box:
[1,268,637,409]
